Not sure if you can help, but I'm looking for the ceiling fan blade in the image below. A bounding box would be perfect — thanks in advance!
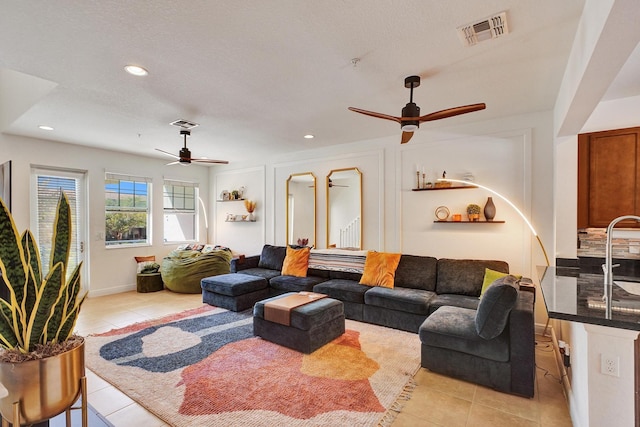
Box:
[166,161,180,165]
[348,107,402,123]
[192,158,230,164]
[418,103,486,123]
[155,148,180,159]
[401,131,414,144]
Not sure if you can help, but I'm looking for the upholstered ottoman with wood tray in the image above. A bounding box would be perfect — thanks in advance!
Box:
[253,292,345,353]
[201,273,269,311]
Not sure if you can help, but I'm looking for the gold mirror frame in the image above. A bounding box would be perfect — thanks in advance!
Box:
[326,167,363,249]
[286,172,316,247]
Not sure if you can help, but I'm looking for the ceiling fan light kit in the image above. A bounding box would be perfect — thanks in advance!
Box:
[349,75,486,144]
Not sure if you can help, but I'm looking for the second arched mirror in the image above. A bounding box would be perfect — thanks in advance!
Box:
[326,168,362,249]
[286,172,316,247]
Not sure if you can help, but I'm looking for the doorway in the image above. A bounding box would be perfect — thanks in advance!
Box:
[30,167,88,291]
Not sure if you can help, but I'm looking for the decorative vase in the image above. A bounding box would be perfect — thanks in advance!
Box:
[484,197,496,221]
[248,212,255,221]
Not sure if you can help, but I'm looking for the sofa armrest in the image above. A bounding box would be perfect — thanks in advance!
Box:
[517,277,536,302]
[231,254,259,272]
[508,290,535,397]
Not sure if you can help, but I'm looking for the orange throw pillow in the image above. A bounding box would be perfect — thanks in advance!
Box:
[359,251,402,288]
[281,246,311,277]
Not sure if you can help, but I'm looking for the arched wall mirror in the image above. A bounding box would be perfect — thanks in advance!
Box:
[286,172,316,247]
[326,167,362,249]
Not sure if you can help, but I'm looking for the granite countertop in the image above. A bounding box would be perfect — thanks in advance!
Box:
[538,266,640,331]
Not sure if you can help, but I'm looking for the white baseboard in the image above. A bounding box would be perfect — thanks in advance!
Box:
[87,283,136,297]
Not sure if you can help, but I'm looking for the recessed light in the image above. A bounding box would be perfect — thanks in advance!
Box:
[38,125,54,131]
[304,134,314,139]
[124,65,149,76]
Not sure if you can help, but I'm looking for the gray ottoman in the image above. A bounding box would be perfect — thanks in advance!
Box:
[201,273,269,311]
[253,293,345,353]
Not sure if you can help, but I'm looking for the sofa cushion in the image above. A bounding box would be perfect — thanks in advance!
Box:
[419,306,510,362]
[359,251,402,288]
[281,246,310,277]
[436,259,509,297]
[307,268,330,279]
[428,294,481,314]
[238,267,281,281]
[313,279,369,304]
[475,275,519,340]
[394,255,438,291]
[364,286,435,315]
[269,275,327,293]
[328,270,363,282]
[258,244,287,271]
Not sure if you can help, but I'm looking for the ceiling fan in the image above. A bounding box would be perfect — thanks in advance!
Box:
[155,130,229,165]
[348,75,486,144]
[328,179,348,188]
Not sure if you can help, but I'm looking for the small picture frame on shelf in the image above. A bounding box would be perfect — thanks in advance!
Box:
[221,190,230,201]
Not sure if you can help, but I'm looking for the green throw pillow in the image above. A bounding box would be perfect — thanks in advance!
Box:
[480,268,522,297]
[481,268,507,296]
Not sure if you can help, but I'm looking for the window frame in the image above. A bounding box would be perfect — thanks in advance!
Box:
[163,179,199,244]
[104,173,152,248]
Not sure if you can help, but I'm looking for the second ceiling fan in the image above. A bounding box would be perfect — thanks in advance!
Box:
[349,75,486,144]
[156,130,229,165]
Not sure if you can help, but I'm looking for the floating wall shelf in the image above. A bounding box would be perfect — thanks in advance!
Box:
[434,220,505,224]
[412,186,473,191]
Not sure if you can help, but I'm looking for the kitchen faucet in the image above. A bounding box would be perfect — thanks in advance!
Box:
[602,215,640,318]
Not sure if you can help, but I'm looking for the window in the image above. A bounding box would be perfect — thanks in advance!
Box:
[163,180,198,242]
[105,173,151,246]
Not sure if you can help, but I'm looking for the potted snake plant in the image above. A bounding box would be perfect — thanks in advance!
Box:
[0,192,87,425]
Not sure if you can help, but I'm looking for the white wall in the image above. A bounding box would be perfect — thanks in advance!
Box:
[212,166,265,256]
[213,110,554,323]
[400,131,531,275]
[0,133,211,296]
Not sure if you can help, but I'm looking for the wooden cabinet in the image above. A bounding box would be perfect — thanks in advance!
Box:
[578,127,640,228]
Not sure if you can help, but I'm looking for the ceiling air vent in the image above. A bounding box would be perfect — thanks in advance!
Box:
[169,119,199,130]
[457,11,509,47]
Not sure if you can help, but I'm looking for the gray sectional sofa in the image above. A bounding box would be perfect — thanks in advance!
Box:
[224,244,535,397]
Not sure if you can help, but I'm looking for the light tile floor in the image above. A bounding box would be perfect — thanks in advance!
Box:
[78,290,572,426]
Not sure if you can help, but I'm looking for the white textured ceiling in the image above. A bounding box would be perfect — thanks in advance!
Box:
[0,0,615,165]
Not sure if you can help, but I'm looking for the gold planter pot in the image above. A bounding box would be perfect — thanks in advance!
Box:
[0,340,86,426]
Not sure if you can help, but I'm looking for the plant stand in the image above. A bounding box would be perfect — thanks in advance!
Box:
[1,376,87,427]
[0,341,86,427]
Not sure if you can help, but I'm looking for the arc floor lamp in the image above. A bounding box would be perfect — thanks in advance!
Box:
[438,178,550,266]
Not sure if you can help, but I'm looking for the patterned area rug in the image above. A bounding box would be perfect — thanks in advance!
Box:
[85,305,421,427]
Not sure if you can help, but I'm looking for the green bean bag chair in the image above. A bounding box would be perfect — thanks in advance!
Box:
[161,249,232,293]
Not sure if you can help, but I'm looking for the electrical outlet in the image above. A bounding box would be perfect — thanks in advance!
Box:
[601,354,620,377]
